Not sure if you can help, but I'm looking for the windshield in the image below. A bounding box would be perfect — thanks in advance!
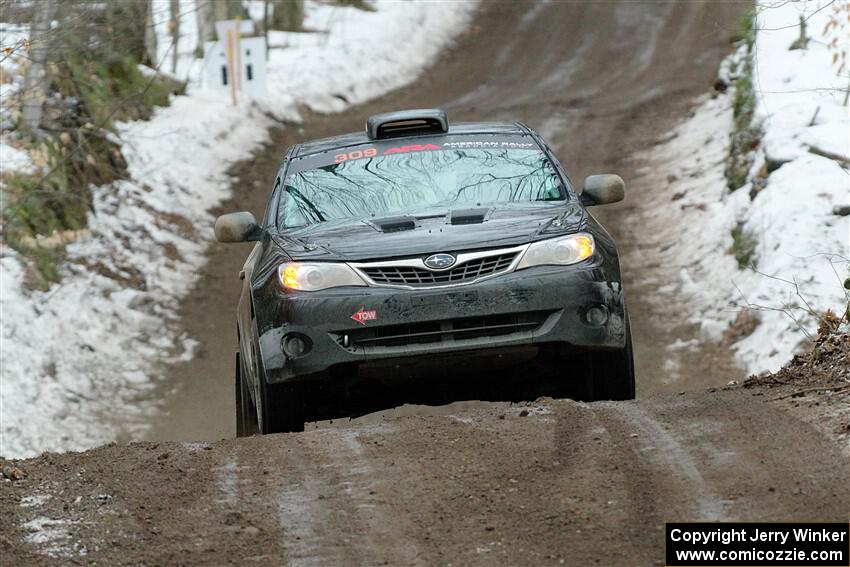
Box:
[279,148,565,228]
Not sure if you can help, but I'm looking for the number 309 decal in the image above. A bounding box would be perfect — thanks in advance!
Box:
[334,148,378,163]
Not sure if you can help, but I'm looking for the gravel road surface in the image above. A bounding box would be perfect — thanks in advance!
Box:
[2,391,847,564]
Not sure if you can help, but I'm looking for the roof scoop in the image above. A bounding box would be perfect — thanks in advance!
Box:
[449,208,490,225]
[366,109,448,140]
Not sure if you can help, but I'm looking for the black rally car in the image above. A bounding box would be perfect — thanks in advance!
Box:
[216,109,633,435]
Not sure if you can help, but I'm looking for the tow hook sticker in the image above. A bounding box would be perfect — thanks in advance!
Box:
[351,308,377,326]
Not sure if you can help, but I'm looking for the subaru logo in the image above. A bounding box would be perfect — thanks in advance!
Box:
[424,253,456,270]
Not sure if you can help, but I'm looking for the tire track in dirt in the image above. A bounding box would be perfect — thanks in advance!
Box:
[607,403,730,521]
[275,425,425,567]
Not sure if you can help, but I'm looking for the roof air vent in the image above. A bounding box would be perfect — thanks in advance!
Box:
[366,109,448,140]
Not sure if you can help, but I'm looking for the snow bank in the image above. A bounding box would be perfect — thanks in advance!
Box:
[640,0,849,376]
[0,23,32,174]
[0,0,478,458]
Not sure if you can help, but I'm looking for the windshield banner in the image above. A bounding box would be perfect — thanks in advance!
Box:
[287,135,539,174]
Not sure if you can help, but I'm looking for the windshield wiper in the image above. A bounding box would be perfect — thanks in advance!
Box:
[284,185,326,223]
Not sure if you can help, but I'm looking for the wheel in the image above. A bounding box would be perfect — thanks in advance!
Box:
[235,351,258,437]
[587,313,636,401]
[250,338,307,434]
[260,381,308,434]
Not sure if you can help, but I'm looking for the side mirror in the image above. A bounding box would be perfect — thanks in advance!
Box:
[580,174,625,206]
[215,212,262,242]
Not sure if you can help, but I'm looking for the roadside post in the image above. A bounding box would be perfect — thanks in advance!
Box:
[204,18,267,105]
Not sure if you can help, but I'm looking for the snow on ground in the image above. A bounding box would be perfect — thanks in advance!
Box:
[639,0,849,376]
[0,0,478,458]
[22,515,87,559]
[0,23,31,173]
[0,141,34,174]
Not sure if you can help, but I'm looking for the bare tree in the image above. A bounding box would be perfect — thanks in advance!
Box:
[20,0,58,134]
[169,0,180,74]
[144,0,157,66]
[213,0,245,22]
[263,0,270,56]
[196,0,216,45]
[270,0,303,32]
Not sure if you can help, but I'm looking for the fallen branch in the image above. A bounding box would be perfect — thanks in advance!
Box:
[808,145,850,168]
[770,384,850,401]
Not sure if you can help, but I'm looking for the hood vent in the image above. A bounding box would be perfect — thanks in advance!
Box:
[370,216,416,233]
[449,208,490,225]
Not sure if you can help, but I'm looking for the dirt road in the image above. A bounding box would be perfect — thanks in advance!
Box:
[3,1,848,564]
[2,391,848,565]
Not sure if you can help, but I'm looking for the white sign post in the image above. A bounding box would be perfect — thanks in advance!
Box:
[204,19,267,105]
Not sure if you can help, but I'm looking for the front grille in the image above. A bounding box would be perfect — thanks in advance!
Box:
[336,311,552,349]
[360,252,518,286]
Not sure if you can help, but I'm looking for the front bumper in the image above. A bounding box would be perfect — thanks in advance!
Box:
[258,264,625,384]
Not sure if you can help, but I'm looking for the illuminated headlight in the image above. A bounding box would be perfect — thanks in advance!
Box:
[516,233,595,269]
[278,262,367,291]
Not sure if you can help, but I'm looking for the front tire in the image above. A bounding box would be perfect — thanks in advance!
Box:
[250,337,307,433]
[587,314,636,401]
[235,351,258,437]
[259,380,308,434]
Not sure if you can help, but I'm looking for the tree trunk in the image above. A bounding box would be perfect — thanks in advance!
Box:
[263,0,270,57]
[196,0,216,45]
[105,0,147,63]
[144,0,157,66]
[214,0,245,22]
[170,0,180,74]
[20,0,58,135]
[270,0,303,32]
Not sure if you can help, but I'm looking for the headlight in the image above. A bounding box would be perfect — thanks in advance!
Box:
[278,262,367,291]
[516,233,594,269]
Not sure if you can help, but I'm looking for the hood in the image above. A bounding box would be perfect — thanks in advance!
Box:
[272,202,586,262]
